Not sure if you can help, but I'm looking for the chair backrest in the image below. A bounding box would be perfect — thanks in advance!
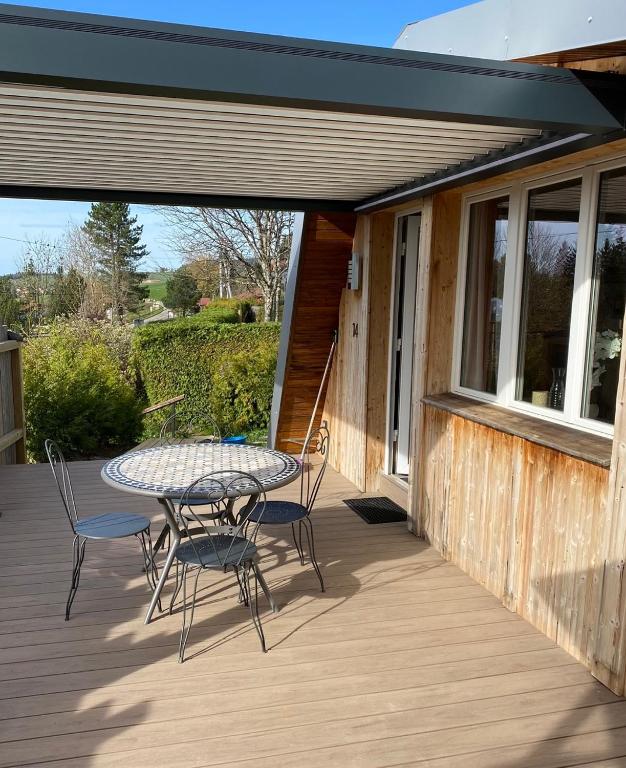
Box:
[159,411,221,445]
[44,439,79,532]
[177,470,266,568]
[299,424,330,512]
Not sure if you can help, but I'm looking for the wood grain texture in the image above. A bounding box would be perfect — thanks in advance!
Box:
[0,325,24,465]
[0,459,624,767]
[322,216,370,489]
[365,211,395,490]
[424,392,612,468]
[275,211,356,452]
[419,405,609,674]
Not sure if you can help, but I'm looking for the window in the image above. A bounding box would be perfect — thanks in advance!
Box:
[460,197,508,394]
[454,159,626,436]
[516,179,581,410]
[582,168,626,424]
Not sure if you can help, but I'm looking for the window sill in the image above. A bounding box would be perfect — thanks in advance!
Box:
[422,392,612,468]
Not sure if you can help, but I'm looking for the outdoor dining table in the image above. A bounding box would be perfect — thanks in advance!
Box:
[101,442,301,624]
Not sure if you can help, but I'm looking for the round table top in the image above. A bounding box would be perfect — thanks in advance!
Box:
[101,442,300,499]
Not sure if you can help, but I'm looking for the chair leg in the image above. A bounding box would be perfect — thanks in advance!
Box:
[138,530,162,612]
[246,562,267,652]
[179,564,200,663]
[169,560,183,615]
[302,516,325,592]
[291,522,305,565]
[234,565,249,606]
[298,520,305,565]
[66,535,86,620]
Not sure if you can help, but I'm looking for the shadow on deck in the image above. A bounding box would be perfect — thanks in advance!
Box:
[0,460,625,767]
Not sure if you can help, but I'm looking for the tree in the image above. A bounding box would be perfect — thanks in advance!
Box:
[17,236,60,329]
[162,208,293,321]
[83,202,149,322]
[0,277,21,328]
[163,267,201,316]
[48,267,86,318]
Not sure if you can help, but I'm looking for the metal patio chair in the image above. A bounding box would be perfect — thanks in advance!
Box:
[45,439,158,620]
[171,470,271,661]
[245,425,329,592]
[158,410,222,446]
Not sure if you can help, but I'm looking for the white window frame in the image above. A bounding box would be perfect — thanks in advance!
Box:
[451,153,626,439]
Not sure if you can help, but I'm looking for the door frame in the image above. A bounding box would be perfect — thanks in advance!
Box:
[385,207,422,479]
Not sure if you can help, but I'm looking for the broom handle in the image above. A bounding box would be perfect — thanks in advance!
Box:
[301,330,337,460]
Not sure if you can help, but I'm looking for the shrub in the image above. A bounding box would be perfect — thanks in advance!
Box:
[133,319,280,437]
[201,297,254,323]
[24,322,142,461]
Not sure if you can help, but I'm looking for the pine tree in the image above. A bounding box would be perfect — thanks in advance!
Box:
[163,267,201,316]
[83,203,149,322]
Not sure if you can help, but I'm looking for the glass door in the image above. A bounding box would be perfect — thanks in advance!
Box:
[390,213,420,478]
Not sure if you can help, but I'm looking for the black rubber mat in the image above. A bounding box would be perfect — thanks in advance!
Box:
[344,496,408,524]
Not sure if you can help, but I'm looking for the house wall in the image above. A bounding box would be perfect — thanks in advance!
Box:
[274,211,356,453]
[317,136,626,692]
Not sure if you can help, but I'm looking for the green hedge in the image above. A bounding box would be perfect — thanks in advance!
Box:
[133,320,280,436]
[24,322,142,462]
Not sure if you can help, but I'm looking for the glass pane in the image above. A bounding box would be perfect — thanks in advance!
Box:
[582,167,626,424]
[516,179,581,410]
[460,197,509,394]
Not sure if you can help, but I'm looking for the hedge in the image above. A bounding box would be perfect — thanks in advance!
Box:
[24,321,142,462]
[133,319,280,436]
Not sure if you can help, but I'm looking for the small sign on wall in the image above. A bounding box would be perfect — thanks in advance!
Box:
[347,252,360,290]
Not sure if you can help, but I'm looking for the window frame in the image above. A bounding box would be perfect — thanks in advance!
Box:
[452,154,626,439]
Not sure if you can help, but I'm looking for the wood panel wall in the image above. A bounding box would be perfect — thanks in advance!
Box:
[420,406,609,668]
[274,211,356,453]
[322,217,370,489]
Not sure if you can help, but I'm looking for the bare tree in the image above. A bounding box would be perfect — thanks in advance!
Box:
[17,236,61,329]
[62,225,110,319]
[161,208,294,321]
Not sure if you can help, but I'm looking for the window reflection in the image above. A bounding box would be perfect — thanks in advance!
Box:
[583,168,626,424]
[516,179,581,410]
[460,197,508,394]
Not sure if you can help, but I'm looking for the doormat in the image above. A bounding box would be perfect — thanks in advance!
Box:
[344,496,408,524]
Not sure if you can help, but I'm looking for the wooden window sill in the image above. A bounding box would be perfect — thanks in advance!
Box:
[422,392,612,468]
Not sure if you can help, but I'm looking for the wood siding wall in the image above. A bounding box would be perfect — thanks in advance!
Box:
[274,211,356,453]
[421,405,609,668]
[322,212,397,490]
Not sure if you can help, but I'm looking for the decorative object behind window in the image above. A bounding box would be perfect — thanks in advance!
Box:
[583,167,626,424]
[460,197,509,394]
[516,179,582,411]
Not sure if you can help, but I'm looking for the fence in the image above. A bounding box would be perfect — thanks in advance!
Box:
[0,325,25,464]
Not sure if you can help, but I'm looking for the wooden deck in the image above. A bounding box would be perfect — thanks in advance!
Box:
[1,461,626,767]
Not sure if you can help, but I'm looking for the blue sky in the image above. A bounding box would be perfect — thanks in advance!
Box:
[0,0,476,274]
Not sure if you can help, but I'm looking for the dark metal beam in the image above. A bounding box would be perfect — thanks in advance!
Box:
[0,184,356,212]
[0,4,620,135]
[355,130,626,213]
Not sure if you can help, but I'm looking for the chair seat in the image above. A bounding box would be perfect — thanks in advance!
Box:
[175,534,257,568]
[75,512,150,539]
[171,497,217,507]
[247,500,308,525]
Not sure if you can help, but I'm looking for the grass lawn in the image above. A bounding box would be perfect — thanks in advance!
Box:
[142,272,170,302]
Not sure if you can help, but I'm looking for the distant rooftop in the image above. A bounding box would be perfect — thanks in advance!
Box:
[394,0,626,62]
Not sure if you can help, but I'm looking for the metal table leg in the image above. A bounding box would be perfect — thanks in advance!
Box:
[145,497,180,624]
[254,560,278,613]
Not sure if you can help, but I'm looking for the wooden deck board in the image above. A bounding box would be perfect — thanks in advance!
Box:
[0,460,624,767]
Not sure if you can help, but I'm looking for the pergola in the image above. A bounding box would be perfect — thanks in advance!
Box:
[0,3,623,213]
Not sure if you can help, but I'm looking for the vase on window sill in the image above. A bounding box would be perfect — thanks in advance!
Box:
[549,367,566,410]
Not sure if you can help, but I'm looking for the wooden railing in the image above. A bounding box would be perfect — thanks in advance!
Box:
[0,325,25,464]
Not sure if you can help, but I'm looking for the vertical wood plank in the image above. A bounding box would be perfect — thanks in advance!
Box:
[11,345,26,463]
[365,211,395,491]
